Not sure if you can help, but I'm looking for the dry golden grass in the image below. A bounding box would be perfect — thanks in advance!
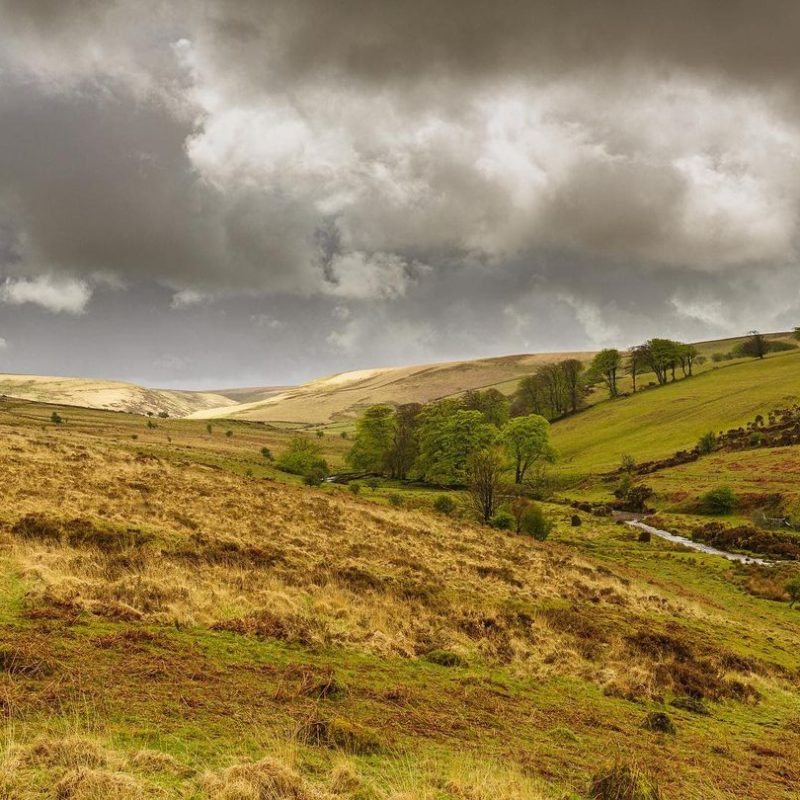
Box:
[2,421,734,699]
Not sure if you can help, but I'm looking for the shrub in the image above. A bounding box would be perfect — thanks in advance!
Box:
[749,431,764,447]
[304,467,327,487]
[340,431,348,439]
[433,494,456,515]
[277,436,324,476]
[519,503,553,541]
[638,529,651,543]
[158,411,169,418]
[387,493,403,507]
[642,711,676,734]
[489,511,514,530]
[206,424,213,434]
[620,453,636,473]
[260,447,272,461]
[50,411,63,424]
[786,576,800,608]
[348,482,361,495]
[701,486,737,515]
[364,477,379,490]
[425,649,468,668]
[225,430,233,438]
[697,431,716,454]
[147,420,157,429]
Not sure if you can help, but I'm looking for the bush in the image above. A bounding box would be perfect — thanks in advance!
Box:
[519,503,553,540]
[50,411,63,424]
[348,482,361,495]
[701,486,737,515]
[697,431,716,454]
[786,576,800,608]
[489,511,514,530]
[277,436,325,476]
[364,477,379,490]
[387,493,403,507]
[225,430,233,438]
[260,447,272,461]
[304,466,328,487]
[620,453,636,473]
[433,494,456,515]
[147,420,157,429]
[424,649,468,668]
[158,411,169,418]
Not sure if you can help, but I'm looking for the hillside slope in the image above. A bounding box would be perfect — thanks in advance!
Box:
[0,374,236,417]
[552,349,800,478]
[189,351,594,425]
[0,398,797,798]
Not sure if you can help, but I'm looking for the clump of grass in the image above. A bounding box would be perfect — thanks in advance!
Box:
[297,717,384,755]
[202,756,329,800]
[589,761,662,800]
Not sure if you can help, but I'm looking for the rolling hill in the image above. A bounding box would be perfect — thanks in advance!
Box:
[0,373,237,418]
[551,347,800,479]
[188,351,595,425]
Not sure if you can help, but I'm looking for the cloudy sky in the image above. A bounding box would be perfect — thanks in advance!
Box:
[1,1,800,388]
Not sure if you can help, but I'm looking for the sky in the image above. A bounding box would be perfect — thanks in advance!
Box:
[1,1,800,388]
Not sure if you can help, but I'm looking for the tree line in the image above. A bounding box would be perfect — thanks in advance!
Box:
[346,392,556,488]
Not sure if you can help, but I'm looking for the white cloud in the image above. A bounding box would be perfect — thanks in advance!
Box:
[0,337,7,349]
[0,275,92,314]
[170,289,211,309]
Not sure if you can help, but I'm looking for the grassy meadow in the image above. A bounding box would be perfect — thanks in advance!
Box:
[0,392,798,799]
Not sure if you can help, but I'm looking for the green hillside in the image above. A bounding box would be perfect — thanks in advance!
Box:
[552,349,800,479]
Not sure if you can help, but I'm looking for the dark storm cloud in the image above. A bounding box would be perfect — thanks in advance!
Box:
[1,0,800,383]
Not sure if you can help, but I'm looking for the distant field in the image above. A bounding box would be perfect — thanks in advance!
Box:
[551,348,800,479]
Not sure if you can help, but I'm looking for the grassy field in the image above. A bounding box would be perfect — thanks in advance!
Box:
[0,397,798,798]
[551,348,800,481]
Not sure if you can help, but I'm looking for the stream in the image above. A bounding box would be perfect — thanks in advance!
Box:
[625,519,773,566]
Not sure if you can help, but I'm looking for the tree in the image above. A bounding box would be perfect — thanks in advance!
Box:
[701,486,737,515]
[385,403,421,480]
[676,344,699,377]
[741,330,767,359]
[640,339,680,385]
[415,403,497,485]
[561,358,584,413]
[502,414,556,484]
[346,405,395,473]
[589,349,622,398]
[464,388,510,428]
[466,447,506,523]
[627,345,645,393]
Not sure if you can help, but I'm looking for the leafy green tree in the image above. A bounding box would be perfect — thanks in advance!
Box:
[346,405,395,473]
[385,402,421,480]
[589,348,622,398]
[463,388,510,428]
[415,404,497,485]
[676,344,699,377]
[502,414,556,484]
[640,338,680,385]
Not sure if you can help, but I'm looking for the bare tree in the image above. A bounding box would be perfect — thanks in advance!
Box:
[466,447,507,523]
